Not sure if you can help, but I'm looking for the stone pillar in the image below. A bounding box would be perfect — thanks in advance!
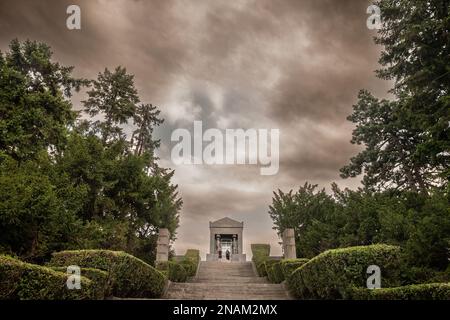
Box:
[232,234,237,254]
[282,228,296,259]
[156,228,170,263]
[215,234,221,253]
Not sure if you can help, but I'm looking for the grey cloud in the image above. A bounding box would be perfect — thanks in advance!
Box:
[0,0,389,258]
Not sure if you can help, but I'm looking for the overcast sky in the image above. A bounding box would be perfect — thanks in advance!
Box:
[0,0,392,258]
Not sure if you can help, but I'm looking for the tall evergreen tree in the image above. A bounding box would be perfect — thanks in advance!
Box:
[0,39,85,161]
[341,0,450,192]
[82,66,139,144]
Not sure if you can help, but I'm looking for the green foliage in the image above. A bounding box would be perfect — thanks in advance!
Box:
[269,184,450,271]
[280,258,309,281]
[352,283,450,300]
[288,244,401,299]
[0,39,85,161]
[181,249,200,277]
[374,0,450,184]
[266,261,284,284]
[340,0,450,192]
[269,183,343,258]
[167,261,188,283]
[251,244,270,276]
[0,155,84,262]
[155,249,199,282]
[49,250,166,298]
[264,260,279,282]
[50,266,112,299]
[83,66,139,143]
[0,255,97,300]
[0,39,182,264]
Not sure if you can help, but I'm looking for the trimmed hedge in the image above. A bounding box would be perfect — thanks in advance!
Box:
[181,249,200,277]
[288,244,401,299]
[49,250,166,298]
[50,266,112,299]
[267,261,284,284]
[168,262,188,282]
[352,283,450,300]
[280,258,309,281]
[0,255,97,300]
[156,261,188,282]
[156,249,199,282]
[251,244,270,277]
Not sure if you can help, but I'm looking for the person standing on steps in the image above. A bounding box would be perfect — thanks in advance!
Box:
[218,248,222,260]
[226,249,230,261]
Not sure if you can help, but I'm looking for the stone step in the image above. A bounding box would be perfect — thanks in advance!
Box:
[164,261,291,300]
[197,272,256,277]
[165,293,289,300]
[169,284,286,292]
[165,283,289,300]
[193,277,268,283]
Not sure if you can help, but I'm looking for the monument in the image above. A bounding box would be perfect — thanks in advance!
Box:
[206,217,246,262]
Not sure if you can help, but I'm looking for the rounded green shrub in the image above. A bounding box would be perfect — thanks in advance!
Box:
[181,249,200,277]
[50,266,112,298]
[265,260,279,282]
[49,250,166,298]
[280,258,309,281]
[251,244,270,277]
[167,261,188,282]
[267,262,284,284]
[0,255,97,300]
[288,244,401,299]
[352,282,450,300]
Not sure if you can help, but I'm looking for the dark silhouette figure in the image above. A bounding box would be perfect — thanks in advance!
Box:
[218,249,222,259]
[226,249,230,260]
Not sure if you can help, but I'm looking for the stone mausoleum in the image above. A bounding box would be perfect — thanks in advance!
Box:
[206,217,246,262]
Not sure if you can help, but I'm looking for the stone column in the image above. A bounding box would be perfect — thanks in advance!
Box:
[232,234,237,254]
[215,234,221,253]
[156,228,170,263]
[282,228,296,259]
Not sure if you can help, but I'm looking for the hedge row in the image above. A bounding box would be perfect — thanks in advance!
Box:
[49,250,166,298]
[288,244,402,299]
[156,261,188,282]
[352,283,450,300]
[280,258,309,281]
[266,261,284,284]
[156,249,200,282]
[181,249,200,277]
[0,255,98,300]
[251,244,270,276]
[265,259,310,284]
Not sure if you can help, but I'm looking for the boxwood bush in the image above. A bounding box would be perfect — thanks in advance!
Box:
[180,249,200,277]
[251,244,270,276]
[267,261,284,284]
[288,244,401,299]
[352,283,450,300]
[0,255,97,300]
[167,261,188,282]
[280,258,309,281]
[49,250,166,298]
[50,266,112,298]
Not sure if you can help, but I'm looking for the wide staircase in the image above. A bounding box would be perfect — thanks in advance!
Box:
[164,261,291,300]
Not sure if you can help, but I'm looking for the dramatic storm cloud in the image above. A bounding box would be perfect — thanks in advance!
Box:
[0,0,391,257]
